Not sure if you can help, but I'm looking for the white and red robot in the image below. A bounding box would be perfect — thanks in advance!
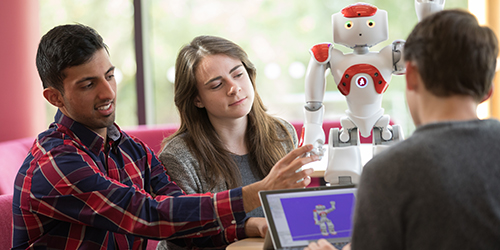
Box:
[301,1,444,185]
[313,201,337,236]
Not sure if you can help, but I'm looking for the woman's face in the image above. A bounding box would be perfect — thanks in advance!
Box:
[194,54,255,123]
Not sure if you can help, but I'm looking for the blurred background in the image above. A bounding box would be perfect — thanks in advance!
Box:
[2,0,495,142]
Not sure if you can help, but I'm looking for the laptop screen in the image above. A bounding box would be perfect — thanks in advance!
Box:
[260,185,357,249]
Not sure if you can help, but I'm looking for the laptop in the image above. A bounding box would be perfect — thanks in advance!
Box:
[259,184,357,250]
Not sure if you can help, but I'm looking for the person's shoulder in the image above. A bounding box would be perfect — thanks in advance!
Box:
[274,117,296,134]
[364,137,419,171]
[36,125,76,152]
[480,119,500,131]
[158,133,193,159]
[163,133,189,150]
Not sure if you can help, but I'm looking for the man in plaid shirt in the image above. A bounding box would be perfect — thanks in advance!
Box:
[12,24,317,249]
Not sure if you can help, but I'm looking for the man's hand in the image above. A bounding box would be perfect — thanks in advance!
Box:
[242,144,318,212]
[244,217,268,238]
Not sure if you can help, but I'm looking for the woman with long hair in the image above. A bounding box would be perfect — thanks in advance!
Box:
[156,35,298,249]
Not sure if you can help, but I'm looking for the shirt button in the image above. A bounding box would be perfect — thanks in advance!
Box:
[231,220,236,224]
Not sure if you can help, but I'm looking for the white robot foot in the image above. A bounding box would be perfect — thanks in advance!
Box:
[328,224,336,235]
[325,128,362,185]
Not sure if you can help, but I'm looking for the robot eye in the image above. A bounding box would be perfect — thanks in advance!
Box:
[367,19,375,28]
[345,21,353,29]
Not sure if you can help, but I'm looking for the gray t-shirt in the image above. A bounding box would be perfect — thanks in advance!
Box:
[351,119,500,250]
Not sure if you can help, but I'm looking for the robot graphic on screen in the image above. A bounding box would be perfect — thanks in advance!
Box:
[300,1,444,185]
[313,201,337,236]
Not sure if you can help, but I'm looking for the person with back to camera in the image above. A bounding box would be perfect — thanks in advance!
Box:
[305,9,500,250]
[155,35,299,250]
[12,24,318,250]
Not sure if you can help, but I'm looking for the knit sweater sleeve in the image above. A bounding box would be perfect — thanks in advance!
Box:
[158,135,204,194]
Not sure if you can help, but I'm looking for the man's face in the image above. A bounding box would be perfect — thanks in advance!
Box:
[57,49,117,137]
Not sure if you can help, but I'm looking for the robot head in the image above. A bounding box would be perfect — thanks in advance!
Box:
[315,204,326,210]
[332,2,388,49]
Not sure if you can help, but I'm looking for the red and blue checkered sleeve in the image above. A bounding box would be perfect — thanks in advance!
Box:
[23,142,246,240]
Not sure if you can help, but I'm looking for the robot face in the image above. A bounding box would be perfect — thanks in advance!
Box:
[315,205,326,210]
[332,3,388,48]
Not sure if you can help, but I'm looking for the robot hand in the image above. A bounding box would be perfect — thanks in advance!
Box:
[415,0,445,21]
[301,105,326,158]
[392,39,406,75]
[330,201,336,209]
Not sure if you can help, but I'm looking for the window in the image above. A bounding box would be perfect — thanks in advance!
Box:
[41,0,469,136]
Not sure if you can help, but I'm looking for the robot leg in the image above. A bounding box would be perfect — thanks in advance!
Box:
[319,223,329,236]
[324,127,362,185]
[372,115,404,155]
[327,221,337,235]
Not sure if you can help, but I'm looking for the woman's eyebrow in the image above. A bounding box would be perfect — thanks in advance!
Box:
[204,64,243,85]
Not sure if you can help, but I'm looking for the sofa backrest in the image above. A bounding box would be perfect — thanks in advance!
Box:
[0,138,34,195]
[124,120,373,154]
[0,120,374,194]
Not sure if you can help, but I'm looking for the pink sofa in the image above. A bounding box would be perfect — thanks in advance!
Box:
[0,120,376,195]
[0,137,35,195]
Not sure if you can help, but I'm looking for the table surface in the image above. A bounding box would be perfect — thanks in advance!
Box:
[226,238,265,250]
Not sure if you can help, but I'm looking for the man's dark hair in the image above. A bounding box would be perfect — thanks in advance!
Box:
[36,24,108,93]
[404,9,498,102]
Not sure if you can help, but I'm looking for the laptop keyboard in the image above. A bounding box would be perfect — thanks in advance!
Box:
[331,241,349,249]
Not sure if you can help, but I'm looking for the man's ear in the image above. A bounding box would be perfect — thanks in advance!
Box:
[405,61,420,92]
[43,87,64,108]
[194,96,204,108]
[480,85,494,103]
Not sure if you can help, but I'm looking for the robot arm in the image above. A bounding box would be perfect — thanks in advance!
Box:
[325,201,336,213]
[415,0,445,21]
[313,210,320,225]
[301,43,333,156]
[392,39,406,75]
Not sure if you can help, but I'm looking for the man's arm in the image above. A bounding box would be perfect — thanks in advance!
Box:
[25,143,244,240]
[25,143,315,242]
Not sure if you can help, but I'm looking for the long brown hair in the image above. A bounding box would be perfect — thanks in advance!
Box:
[162,35,294,189]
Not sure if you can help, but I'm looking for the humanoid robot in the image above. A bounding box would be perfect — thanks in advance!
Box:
[313,201,337,236]
[301,1,445,185]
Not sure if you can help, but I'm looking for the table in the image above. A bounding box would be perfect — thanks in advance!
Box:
[226,238,264,250]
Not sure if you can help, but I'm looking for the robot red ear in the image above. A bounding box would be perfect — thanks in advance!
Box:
[341,2,377,18]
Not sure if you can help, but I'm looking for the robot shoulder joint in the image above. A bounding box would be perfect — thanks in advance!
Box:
[309,43,333,64]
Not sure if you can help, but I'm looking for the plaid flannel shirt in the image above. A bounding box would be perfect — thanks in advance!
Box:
[12,110,247,249]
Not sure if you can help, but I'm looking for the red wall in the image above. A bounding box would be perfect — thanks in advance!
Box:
[0,1,45,142]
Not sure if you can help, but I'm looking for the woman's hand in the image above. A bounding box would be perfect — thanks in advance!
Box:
[242,144,318,212]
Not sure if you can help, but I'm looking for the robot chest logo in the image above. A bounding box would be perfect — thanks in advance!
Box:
[356,76,369,88]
